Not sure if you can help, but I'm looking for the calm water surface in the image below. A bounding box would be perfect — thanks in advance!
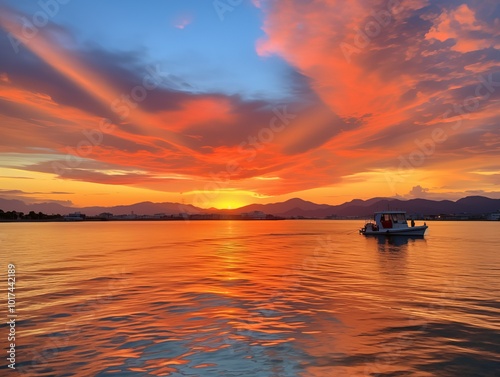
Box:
[2,220,500,376]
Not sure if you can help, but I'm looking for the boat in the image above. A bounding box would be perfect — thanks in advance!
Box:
[359,211,428,236]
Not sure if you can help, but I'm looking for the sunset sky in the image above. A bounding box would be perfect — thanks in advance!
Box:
[0,0,499,209]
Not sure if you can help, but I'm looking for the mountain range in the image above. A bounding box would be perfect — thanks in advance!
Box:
[1,196,499,218]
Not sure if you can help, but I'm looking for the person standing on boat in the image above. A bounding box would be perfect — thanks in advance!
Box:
[411,219,415,227]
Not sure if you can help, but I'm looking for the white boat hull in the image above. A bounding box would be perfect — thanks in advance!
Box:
[360,225,428,236]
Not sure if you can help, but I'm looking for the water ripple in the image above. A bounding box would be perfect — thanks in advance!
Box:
[6,220,500,376]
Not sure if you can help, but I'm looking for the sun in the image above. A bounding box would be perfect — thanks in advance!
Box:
[213,199,246,210]
[195,191,253,210]
[222,201,238,210]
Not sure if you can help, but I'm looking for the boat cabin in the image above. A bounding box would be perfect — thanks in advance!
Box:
[374,211,408,229]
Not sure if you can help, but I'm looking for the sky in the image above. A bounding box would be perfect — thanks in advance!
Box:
[0,0,499,209]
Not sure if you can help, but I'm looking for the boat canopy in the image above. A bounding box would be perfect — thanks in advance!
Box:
[374,211,406,214]
[374,211,407,223]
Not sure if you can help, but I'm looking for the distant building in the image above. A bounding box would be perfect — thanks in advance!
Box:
[189,213,221,220]
[113,213,137,219]
[487,212,500,221]
[240,211,266,219]
[64,212,85,221]
[98,212,113,219]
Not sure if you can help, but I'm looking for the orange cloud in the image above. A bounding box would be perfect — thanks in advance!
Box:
[0,7,197,156]
[255,0,427,146]
[425,4,499,52]
[150,97,236,133]
[249,0,500,197]
[0,9,115,106]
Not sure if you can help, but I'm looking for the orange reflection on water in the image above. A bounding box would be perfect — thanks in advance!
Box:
[6,220,500,376]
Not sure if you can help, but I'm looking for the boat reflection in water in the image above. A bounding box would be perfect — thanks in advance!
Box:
[369,234,427,248]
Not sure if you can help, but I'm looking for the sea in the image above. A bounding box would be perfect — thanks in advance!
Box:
[2,220,499,376]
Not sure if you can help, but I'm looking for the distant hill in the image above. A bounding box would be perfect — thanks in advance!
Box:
[233,196,500,218]
[0,198,74,215]
[1,196,499,218]
[234,198,332,215]
[0,198,205,216]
